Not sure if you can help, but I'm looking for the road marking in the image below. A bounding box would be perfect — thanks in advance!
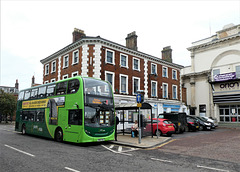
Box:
[147,139,176,150]
[197,165,229,172]
[151,157,173,163]
[65,167,80,172]
[4,144,35,157]
[101,145,133,156]
[109,145,114,149]
[118,146,122,152]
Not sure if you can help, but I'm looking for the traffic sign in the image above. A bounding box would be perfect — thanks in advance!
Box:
[136,93,141,103]
[137,103,142,107]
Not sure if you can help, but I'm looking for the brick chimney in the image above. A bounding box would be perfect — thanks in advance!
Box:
[72,28,86,42]
[32,76,35,87]
[126,31,138,51]
[161,46,172,63]
[15,79,19,90]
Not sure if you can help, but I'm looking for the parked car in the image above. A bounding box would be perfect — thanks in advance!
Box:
[186,116,200,131]
[158,113,187,133]
[145,118,175,137]
[202,116,218,127]
[190,116,214,130]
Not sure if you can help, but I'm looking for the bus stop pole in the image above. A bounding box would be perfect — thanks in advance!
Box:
[138,106,141,144]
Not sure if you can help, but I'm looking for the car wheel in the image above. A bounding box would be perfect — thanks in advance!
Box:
[199,126,203,131]
[22,125,26,135]
[55,128,63,142]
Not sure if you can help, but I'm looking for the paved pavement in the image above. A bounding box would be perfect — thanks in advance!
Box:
[112,134,172,149]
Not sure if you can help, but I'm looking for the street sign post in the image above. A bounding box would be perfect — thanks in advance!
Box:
[136,90,144,144]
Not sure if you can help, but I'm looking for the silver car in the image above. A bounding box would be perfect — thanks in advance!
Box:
[202,116,218,127]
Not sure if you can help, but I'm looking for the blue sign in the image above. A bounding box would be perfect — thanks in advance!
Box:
[136,93,141,103]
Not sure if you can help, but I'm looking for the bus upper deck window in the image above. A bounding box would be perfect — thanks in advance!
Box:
[18,91,24,100]
[47,84,56,97]
[56,81,67,95]
[30,88,38,99]
[38,86,46,98]
[24,90,31,100]
[67,79,80,94]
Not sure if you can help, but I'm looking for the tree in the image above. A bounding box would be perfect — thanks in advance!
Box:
[0,90,17,123]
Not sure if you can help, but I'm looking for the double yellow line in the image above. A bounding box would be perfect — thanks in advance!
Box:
[147,139,177,150]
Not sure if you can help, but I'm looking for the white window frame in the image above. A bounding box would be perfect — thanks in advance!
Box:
[63,55,69,68]
[162,66,168,78]
[62,74,68,80]
[120,53,128,68]
[44,80,49,84]
[172,85,178,99]
[51,60,56,73]
[72,50,79,65]
[172,69,177,80]
[51,78,56,83]
[132,76,140,95]
[133,57,140,71]
[162,83,168,98]
[45,64,49,75]
[105,71,115,92]
[72,71,79,77]
[151,63,157,75]
[151,80,157,97]
[236,65,240,78]
[105,49,115,65]
[120,74,128,94]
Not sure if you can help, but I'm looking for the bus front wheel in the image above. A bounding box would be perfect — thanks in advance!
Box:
[22,125,26,135]
[55,128,63,142]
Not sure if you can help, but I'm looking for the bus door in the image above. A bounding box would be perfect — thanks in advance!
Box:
[64,109,83,142]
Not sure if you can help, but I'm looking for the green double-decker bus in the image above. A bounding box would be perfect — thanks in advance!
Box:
[15,76,115,143]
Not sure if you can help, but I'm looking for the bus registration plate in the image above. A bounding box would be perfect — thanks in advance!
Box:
[97,139,105,142]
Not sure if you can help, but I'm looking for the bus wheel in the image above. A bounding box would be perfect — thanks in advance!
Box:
[22,125,26,135]
[55,128,63,142]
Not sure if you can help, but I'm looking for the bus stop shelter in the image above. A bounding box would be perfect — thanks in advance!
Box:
[115,103,154,137]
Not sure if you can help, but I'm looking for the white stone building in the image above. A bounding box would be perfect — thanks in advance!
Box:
[182,24,240,123]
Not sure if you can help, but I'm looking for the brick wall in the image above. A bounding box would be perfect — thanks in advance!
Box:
[42,43,182,101]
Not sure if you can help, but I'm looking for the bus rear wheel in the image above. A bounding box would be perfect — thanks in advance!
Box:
[22,125,26,135]
[55,128,63,142]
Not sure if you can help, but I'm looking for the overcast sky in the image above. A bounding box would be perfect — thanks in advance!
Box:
[1,0,240,90]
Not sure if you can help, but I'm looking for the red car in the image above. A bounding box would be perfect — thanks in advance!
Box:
[145,118,175,137]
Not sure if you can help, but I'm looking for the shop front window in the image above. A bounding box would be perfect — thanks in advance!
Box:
[219,105,240,123]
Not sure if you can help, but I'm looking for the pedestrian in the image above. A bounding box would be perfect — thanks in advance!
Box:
[115,115,119,141]
[131,120,139,137]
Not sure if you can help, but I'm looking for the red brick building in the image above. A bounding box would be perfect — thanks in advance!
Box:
[40,28,186,117]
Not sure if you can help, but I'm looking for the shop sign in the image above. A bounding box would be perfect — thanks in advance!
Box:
[219,82,239,89]
[214,72,236,81]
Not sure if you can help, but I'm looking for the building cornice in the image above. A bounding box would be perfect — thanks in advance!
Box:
[187,34,240,52]
[40,36,184,69]
[181,70,210,79]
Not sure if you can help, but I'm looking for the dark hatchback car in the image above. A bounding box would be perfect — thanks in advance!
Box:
[189,115,215,130]
[186,116,200,131]
[158,113,187,133]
